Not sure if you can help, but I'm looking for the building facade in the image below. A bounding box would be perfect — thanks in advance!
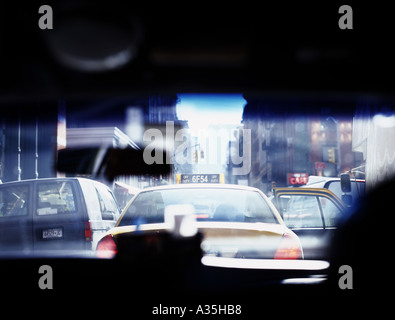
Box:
[242,97,357,194]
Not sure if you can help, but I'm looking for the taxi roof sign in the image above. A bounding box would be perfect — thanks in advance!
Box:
[176,174,224,184]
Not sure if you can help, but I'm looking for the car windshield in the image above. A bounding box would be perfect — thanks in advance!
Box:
[3,89,390,264]
[118,188,278,226]
[0,92,384,261]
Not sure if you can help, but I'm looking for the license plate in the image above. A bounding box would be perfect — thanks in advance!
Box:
[42,228,63,239]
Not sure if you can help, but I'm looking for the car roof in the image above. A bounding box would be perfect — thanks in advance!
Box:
[305,175,365,188]
[138,183,263,193]
[0,177,94,186]
[307,175,365,184]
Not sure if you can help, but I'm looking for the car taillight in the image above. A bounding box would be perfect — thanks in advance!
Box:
[274,233,302,260]
[85,221,93,242]
[96,234,118,258]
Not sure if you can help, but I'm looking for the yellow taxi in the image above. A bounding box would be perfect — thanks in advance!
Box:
[273,187,347,259]
[97,184,303,260]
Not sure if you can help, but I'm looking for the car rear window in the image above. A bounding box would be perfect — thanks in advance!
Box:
[36,181,77,215]
[119,188,278,226]
[0,185,29,218]
[280,195,324,228]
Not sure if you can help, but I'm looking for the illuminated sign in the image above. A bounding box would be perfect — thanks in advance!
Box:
[176,174,224,184]
[287,173,309,185]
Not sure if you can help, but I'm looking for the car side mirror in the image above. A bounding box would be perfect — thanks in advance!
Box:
[340,174,352,193]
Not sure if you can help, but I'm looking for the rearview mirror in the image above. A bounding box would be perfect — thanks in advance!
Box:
[57,147,171,182]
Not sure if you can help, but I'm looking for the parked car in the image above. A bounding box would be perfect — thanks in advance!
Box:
[273,187,347,259]
[97,184,303,260]
[0,177,120,252]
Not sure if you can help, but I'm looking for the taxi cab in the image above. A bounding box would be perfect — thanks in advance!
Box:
[273,187,347,259]
[97,184,303,260]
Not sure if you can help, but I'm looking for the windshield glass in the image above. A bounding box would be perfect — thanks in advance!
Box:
[0,93,381,260]
[2,91,386,263]
[119,188,278,226]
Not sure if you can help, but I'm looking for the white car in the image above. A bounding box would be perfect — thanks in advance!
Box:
[0,177,120,252]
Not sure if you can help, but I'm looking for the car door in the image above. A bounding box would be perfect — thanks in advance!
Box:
[32,179,86,251]
[273,187,346,259]
[92,181,120,244]
[0,182,33,252]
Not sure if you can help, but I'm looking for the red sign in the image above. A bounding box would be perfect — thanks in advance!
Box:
[288,173,309,185]
[315,162,326,170]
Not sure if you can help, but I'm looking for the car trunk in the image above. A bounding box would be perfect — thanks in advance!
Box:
[198,222,286,259]
[111,222,289,259]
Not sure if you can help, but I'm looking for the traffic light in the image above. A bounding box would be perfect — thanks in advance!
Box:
[328,148,336,163]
